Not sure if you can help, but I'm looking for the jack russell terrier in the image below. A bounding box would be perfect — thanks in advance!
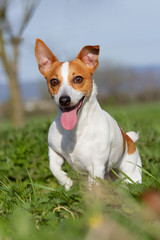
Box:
[35,39,142,190]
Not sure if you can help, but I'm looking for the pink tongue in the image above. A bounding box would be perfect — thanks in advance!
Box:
[60,108,78,131]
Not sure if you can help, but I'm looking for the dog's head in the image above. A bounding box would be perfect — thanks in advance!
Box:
[35,39,100,130]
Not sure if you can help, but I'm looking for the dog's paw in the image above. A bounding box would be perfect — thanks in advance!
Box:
[64,178,73,191]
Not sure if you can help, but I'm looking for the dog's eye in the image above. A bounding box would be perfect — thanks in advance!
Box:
[50,78,59,87]
[73,76,84,84]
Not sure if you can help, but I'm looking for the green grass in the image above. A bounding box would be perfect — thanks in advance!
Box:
[0,101,160,240]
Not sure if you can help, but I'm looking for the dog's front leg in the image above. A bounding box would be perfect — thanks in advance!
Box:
[49,146,73,190]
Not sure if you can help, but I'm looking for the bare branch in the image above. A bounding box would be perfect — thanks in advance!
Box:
[0,0,13,37]
[18,0,40,37]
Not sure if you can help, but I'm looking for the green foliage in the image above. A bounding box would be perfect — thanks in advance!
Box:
[0,102,160,239]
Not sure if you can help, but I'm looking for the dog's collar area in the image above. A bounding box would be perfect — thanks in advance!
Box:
[60,96,85,113]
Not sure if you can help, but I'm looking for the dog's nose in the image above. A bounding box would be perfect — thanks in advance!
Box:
[59,96,71,106]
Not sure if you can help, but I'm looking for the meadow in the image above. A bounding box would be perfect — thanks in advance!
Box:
[0,101,160,240]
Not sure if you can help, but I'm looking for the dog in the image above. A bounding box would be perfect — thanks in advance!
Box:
[35,39,142,190]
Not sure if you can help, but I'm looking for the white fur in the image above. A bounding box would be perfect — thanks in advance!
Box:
[61,61,69,85]
[48,74,142,190]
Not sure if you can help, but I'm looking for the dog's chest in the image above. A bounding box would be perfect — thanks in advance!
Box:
[49,123,102,172]
[57,131,95,171]
[48,109,123,173]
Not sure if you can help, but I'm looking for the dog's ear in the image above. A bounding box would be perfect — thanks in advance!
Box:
[76,45,100,74]
[35,39,58,78]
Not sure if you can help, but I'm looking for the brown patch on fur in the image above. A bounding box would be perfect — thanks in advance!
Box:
[68,60,93,97]
[46,62,63,96]
[126,133,136,154]
[120,127,136,155]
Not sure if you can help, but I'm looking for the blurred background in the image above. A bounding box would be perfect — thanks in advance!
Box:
[0,0,160,127]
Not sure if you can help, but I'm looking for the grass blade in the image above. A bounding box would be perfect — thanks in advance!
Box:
[29,183,56,192]
[25,167,36,194]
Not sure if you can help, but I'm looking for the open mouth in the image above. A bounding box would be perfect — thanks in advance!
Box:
[60,96,85,131]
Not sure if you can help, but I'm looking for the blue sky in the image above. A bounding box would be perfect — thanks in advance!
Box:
[1,0,160,83]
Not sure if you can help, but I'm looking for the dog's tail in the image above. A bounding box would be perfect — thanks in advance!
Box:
[126,131,139,143]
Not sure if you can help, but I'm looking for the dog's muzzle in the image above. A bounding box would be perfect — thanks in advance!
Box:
[60,96,85,131]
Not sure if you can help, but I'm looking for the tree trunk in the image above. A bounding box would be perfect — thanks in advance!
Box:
[0,29,24,127]
[8,73,24,127]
